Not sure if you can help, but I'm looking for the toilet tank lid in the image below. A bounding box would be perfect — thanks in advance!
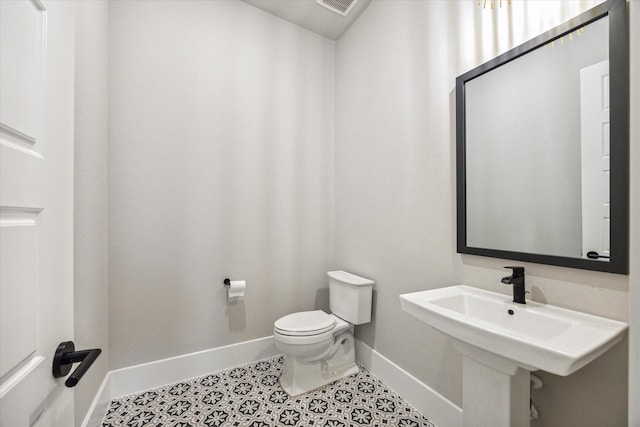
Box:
[327,270,374,286]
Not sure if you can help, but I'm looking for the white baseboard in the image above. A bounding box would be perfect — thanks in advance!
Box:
[82,336,461,427]
[81,369,113,427]
[81,336,278,427]
[355,339,463,427]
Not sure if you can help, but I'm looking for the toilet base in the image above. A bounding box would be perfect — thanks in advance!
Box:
[279,331,358,396]
[279,359,359,397]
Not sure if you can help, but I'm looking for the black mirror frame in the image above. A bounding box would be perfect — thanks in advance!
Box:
[456,0,629,274]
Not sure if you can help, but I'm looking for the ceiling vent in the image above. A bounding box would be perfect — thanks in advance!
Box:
[316,0,359,17]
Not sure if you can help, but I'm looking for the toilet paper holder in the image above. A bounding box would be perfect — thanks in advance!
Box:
[224,278,246,299]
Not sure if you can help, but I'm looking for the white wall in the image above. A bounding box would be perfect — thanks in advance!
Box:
[628,1,640,424]
[335,0,460,405]
[453,2,633,426]
[107,0,335,369]
[335,1,633,426]
[74,1,109,424]
[80,1,640,425]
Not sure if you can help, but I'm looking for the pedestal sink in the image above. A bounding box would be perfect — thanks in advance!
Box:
[400,285,628,427]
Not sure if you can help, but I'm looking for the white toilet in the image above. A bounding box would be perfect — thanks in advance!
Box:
[273,270,374,396]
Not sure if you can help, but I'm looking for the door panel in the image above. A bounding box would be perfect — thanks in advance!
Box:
[0,208,39,378]
[580,59,610,260]
[0,0,42,141]
[0,1,75,425]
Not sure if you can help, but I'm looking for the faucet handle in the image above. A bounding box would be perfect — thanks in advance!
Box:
[502,266,527,304]
[504,266,524,276]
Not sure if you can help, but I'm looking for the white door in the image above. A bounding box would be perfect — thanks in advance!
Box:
[0,1,76,426]
[580,60,610,261]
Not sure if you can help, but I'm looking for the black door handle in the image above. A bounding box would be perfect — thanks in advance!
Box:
[52,341,102,387]
[586,251,610,260]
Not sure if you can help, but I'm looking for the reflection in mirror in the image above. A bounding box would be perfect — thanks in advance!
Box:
[456,0,628,274]
[465,17,608,259]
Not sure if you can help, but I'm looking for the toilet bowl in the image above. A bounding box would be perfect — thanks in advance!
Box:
[273,271,374,396]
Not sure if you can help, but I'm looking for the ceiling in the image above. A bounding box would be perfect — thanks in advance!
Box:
[242,0,372,40]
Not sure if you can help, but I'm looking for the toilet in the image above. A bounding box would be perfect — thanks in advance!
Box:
[273,270,374,396]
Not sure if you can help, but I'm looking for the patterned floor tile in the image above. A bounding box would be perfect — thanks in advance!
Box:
[102,355,436,427]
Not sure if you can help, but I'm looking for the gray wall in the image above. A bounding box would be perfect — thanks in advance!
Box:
[334,1,631,426]
[107,0,335,369]
[74,1,109,424]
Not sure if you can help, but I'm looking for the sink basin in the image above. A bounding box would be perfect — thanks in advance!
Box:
[400,285,627,376]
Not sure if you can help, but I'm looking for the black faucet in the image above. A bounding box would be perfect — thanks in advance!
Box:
[501,266,526,304]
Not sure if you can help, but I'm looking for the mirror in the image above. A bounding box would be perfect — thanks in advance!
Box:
[456,0,628,274]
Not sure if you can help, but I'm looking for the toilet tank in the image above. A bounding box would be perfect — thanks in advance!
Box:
[328,270,374,325]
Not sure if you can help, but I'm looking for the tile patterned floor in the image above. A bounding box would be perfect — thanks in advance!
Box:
[102,355,436,427]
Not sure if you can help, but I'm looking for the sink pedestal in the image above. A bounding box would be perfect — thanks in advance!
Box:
[455,341,531,427]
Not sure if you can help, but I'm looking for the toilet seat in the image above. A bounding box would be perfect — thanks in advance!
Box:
[274,310,336,336]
